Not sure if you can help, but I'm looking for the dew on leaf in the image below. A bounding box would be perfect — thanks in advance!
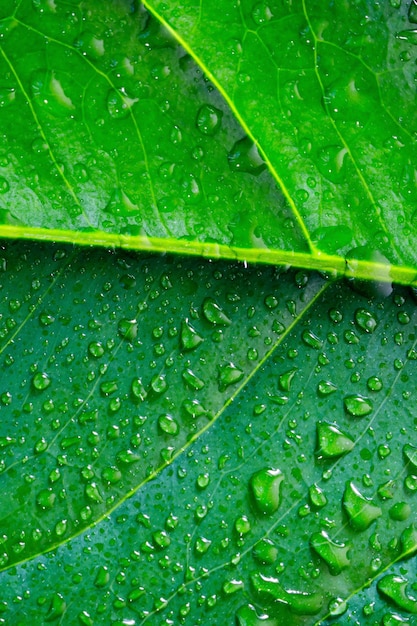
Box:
[195,536,211,555]
[317,380,337,396]
[118,318,137,341]
[343,482,382,531]
[251,572,323,615]
[403,443,417,470]
[301,329,322,349]
[218,362,244,389]
[389,502,411,521]
[196,104,223,135]
[32,372,51,390]
[180,319,204,351]
[382,613,410,625]
[158,414,179,436]
[278,368,297,392]
[202,298,231,325]
[328,597,348,616]
[131,378,147,402]
[249,467,284,515]
[36,489,56,511]
[45,593,66,621]
[310,531,351,575]
[182,368,205,390]
[316,421,354,459]
[106,89,137,119]
[344,394,373,417]
[309,483,327,508]
[94,566,110,588]
[88,341,104,357]
[355,308,378,333]
[227,136,266,176]
[85,482,103,503]
[377,575,417,613]
[236,604,276,626]
[151,373,167,394]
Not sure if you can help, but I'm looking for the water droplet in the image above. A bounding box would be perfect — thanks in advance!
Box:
[249,467,284,515]
[250,573,323,614]
[46,593,66,621]
[219,362,244,389]
[390,502,411,521]
[130,377,147,402]
[196,104,223,135]
[251,2,273,24]
[236,604,275,626]
[301,329,322,349]
[227,136,266,176]
[106,88,137,119]
[158,414,179,436]
[378,575,417,613]
[344,395,373,417]
[328,597,348,616]
[36,488,56,510]
[85,482,103,503]
[195,536,211,555]
[223,579,244,595]
[88,341,104,357]
[355,308,378,333]
[409,0,417,23]
[0,177,9,194]
[316,422,354,459]
[317,380,337,396]
[235,515,251,535]
[118,318,137,341]
[367,376,383,391]
[32,372,51,390]
[329,308,343,323]
[202,298,231,325]
[182,368,205,390]
[102,466,122,484]
[100,381,118,396]
[94,566,110,588]
[181,319,204,351]
[343,482,382,531]
[252,538,278,565]
[310,531,351,575]
[396,29,417,44]
[403,443,417,470]
[151,373,167,394]
[309,484,327,508]
[279,368,297,392]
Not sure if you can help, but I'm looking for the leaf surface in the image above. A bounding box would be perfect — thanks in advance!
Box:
[1,241,417,624]
[144,0,417,277]
[0,0,416,282]
[0,0,309,265]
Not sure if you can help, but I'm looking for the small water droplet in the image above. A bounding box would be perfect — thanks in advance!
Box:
[344,395,373,417]
[355,308,378,333]
[151,373,167,394]
[279,368,297,392]
[88,341,104,357]
[409,0,417,23]
[182,368,205,390]
[317,380,338,396]
[309,483,327,508]
[252,538,278,565]
[32,372,51,390]
[196,104,223,135]
[118,318,137,341]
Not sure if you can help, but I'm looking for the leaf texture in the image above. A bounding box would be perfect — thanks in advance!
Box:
[1,241,417,624]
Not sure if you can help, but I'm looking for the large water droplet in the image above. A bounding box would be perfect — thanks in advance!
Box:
[249,468,284,515]
[316,422,354,459]
[343,482,382,531]
[377,575,417,613]
[158,414,179,436]
[202,298,231,325]
[228,136,266,176]
[301,329,322,349]
[310,531,351,575]
[180,319,204,351]
[344,395,373,417]
[32,372,51,390]
[219,362,244,389]
[250,573,323,615]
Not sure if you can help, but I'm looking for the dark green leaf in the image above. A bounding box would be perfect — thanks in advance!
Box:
[1,241,417,624]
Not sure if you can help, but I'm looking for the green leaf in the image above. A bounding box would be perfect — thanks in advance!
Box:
[0,0,309,265]
[145,0,417,274]
[1,240,417,624]
[1,1,417,283]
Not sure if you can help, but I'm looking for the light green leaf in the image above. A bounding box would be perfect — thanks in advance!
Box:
[0,0,308,266]
[1,240,417,624]
[0,1,416,283]
[145,0,417,276]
